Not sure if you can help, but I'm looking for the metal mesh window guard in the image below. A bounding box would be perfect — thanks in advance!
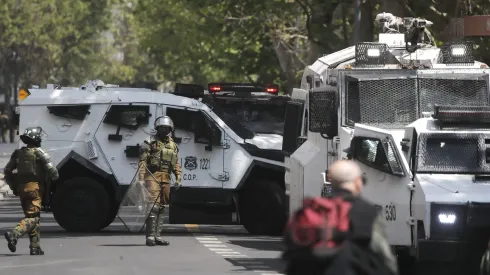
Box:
[346,78,418,128]
[309,87,337,136]
[418,78,488,113]
[416,133,490,173]
[345,75,489,129]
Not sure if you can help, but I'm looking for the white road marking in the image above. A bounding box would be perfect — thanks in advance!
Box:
[209,248,233,251]
[216,251,240,254]
[198,240,222,244]
[193,234,284,273]
[204,244,227,247]
[196,237,218,241]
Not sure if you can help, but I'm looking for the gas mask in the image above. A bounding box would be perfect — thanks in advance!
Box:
[156,126,172,140]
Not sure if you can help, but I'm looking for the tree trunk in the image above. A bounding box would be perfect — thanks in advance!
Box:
[360,1,374,42]
[269,33,301,94]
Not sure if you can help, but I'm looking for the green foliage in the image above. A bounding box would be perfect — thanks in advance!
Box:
[2,0,490,94]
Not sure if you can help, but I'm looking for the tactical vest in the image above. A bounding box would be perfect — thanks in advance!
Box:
[146,140,178,173]
[16,147,41,183]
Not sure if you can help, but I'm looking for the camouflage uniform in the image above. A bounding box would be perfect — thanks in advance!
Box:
[370,213,399,275]
[138,116,182,246]
[3,127,59,255]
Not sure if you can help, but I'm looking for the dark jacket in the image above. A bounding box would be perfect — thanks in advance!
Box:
[332,188,399,275]
[285,188,399,275]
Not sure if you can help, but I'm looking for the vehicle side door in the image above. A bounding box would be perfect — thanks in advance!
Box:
[350,124,412,246]
[94,103,157,185]
[166,107,224,188]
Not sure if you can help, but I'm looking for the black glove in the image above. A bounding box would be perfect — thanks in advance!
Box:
[42,192,51,212]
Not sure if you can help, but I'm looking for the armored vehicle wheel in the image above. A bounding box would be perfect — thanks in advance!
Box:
[52,177,111,232]
[239,179,287,236]
[99,205,118,230]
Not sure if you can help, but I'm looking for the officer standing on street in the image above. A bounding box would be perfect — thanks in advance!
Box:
[3,126,59,255]
[138,116,182,247]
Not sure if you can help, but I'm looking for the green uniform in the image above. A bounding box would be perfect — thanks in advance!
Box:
[4,146,59,254]
[138,136,181,246]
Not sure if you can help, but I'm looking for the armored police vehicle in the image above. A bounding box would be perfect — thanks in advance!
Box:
[283,12,490,274]
[16,80,287,236]
[174,82,288,143]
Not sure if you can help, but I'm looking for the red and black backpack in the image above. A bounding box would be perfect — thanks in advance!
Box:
[283,196,389,275]
[283,196,352,259]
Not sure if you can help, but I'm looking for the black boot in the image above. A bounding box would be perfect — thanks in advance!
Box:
[155,207,169,246]
[4,232,17,253]
[145,213,157,246]
[30,247,44,255]
[29,223,43,256]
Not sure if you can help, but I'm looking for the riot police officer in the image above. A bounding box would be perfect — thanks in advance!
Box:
[138,116,182,246]
[3,126,59,255]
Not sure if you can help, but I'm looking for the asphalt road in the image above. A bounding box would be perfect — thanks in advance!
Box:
[0,195,286,275]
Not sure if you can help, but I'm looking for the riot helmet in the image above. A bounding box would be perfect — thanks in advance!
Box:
[20,126,43,146]
[154,116,174,139]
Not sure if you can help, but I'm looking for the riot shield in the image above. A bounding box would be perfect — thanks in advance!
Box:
[117,165,157,233]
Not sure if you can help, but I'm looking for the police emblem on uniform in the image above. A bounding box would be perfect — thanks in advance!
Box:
[184,156,197,170]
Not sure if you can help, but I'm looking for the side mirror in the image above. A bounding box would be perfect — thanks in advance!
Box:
[343,137,361,160]
[308,86,338,139]
[282,101,304,154]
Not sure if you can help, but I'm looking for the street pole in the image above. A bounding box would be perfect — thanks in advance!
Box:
[10,51,18,143]
[353,0,361,44]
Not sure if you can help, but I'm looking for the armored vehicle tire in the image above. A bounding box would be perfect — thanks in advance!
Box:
[52,177,111,232]
[99,205,118,230]
[239,179,287,236]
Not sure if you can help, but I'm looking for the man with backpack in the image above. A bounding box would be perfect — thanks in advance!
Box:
[282,160,398,275]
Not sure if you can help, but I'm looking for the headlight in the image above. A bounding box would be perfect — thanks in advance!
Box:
[430,203,467,240]
[438,213,456,224]
[367,48,380,57]
[451,47,466,56]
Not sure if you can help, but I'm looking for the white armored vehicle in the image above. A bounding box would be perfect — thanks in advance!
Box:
[17,80,288,235]
[283,13,490,274]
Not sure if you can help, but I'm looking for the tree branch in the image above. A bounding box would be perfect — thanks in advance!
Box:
[394,0,417,17]
[295,0,321,45]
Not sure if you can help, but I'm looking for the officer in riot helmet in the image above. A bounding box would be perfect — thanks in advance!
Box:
[138,116,182,246]
[3,126,59,255]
